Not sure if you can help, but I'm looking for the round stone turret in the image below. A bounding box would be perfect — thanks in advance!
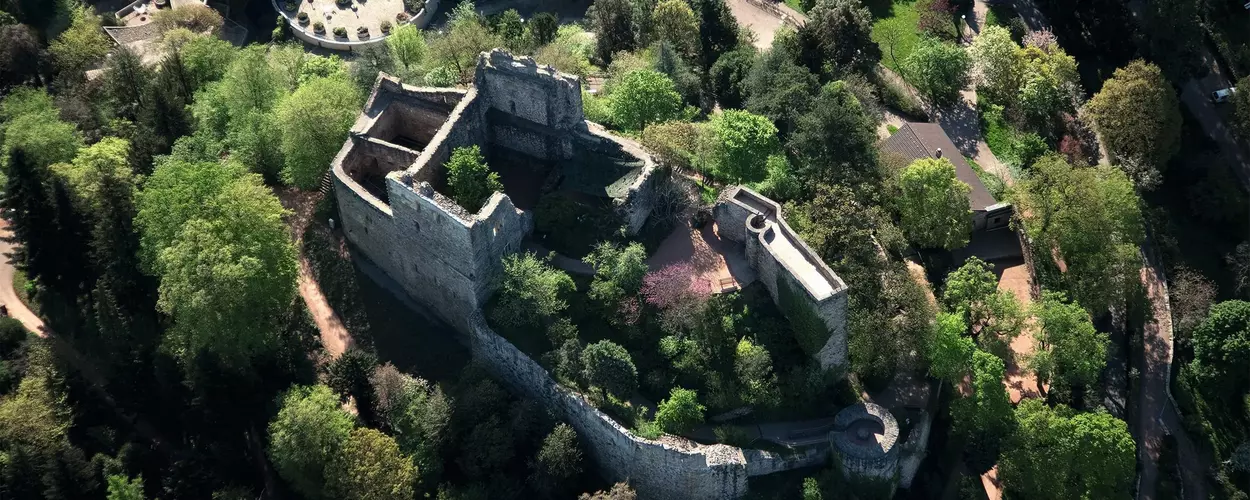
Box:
[831,403,900,485]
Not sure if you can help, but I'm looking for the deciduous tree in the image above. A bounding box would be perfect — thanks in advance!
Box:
[904,38,971,107]
[590,0,636,64]
[1030,291,1108,390]
[445,145,503,213]
[268,385,355,499]
[529,424,583,498]
[326,428,416,500]
[581,340,638,398]
[927,312,974,385]
[708,110,780,183]
[276,75,362,189]
[950,349,1016,473]
[1083,60,1181,189]
[491,253,575,330]
[1011,156,1143,311]
[969,26,1023,106]
[610,70,683,131]
[652,0,698,60]
[999,399,1135,499]
[895,157,972,249]
[1190,300,1250,396]
[796,0,880,76]
[48,4,109,78]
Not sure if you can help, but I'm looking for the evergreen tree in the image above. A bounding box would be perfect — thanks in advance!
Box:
[1,147,59,284]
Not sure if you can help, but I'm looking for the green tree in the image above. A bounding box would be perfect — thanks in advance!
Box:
[707,110,780,183]
[581,340,638,398]
[171,32,237,94]
[744,48,820,136]
[1144,0,1202,79]
[106,474,145,500]
[1011,156,1143,311]
[491,253,575,330]
[787,81,880,189]
[709,48,755,109]
[2,87,82,171]
[0,25,43,89]
[528,12,559,46]
[431,2,501,81]
[796,0,879,75]
[654,387,705,434]
[950,349,1016,473]
[942,257,1026,346]
[134,160,248,269]
[1083,60,1181,189]
[968,26,1023,106]
[445,145,503,213]
[191,45,285,178]
[579,482,638,500]
[652,0,698,59]
[1,147,62,287]
[590,0,635,63]
[1030,291,1108,390]
[927,312,974,385]
[387,24,428,75]
[370,364,451,490]
[103,46,154,122]
[326,428,416,500]
[328,348,379,423]
[895,157,972,249]
[490,8,525,48]
[690,0,740,70]
[610,70,683,131]
[904,38,971,107]
[276,75,362,189]
[999,400,1135,499]
[267,385,355,499]
[148,169,298,367]
[734,339,779,407]
[51,136,134,211]
[1190,300,1250,396]
[584,241,648,315]
[48,4,109,78]
[529,423,583,498]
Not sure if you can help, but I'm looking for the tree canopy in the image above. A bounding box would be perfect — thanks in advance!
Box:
[999,400,1135,499]
[904,38,971,107]
[267,385,356,499]
[1083,60,1181,189]
[325,428,416,500]
[610,70,684,131]
[1011,156,1143,311]
[1190,300,1250,396]
[707,109,781,183]
[895,157,972,250]
[1030,291,1108,389]
[276,75,362,189]
[654,387,705,434]
[581,340,638,399]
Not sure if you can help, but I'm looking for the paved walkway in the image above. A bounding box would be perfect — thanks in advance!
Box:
[728,0,791,49]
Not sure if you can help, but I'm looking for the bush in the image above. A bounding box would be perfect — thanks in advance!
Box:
[582,91,613,125]
[0,318,28,357]
[582,340,638,399]
[445,145,502,213]
[336,0,351,7]
[423,66,458,87]
[333,26,348,38]
[654,387,705,434]
[380,20,392,34]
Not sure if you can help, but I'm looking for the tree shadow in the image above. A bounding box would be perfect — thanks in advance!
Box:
[862,0,897,19]
[935,97,984,158]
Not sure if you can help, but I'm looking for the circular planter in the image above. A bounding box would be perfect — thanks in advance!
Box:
[297,12,309,24]
[333,27,348,38]
[396,12,410,22]
[313,22,326,34]
[380,20,392,34]
[283,1,297,11]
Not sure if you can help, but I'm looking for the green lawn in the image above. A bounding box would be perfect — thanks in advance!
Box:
[871,0,922,74]
[783,0,806,13]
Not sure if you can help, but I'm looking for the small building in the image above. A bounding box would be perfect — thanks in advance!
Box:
[880,122,1021,263]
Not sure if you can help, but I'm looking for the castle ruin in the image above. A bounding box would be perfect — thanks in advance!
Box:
[330,50,888,499]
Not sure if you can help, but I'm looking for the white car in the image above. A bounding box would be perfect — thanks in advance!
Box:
[1211,87,1237,103]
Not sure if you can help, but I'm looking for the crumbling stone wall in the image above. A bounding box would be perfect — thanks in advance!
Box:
[714,187,849,372]
[467,313,839,499]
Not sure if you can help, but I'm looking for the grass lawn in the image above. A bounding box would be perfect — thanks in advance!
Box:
[10,269,36,315]
[871,0,922,74]
[783,0,805,13]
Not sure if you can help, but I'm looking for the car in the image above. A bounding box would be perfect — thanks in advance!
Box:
[1211,87,1237,103]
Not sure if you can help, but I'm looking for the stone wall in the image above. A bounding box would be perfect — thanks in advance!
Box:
[465,313,841,499]
[714,187,849,372]
[832,403,900,484]
[897,410,932,488]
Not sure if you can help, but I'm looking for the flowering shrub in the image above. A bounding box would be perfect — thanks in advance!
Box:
[641,263,711,309]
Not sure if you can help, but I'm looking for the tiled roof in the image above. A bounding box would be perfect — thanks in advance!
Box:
[880,123,998,212]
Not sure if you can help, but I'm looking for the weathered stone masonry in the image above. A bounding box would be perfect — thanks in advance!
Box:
[331,50,893,499]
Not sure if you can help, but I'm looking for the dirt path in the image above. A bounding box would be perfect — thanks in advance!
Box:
[0,221,174,454]
[277,188,353,359]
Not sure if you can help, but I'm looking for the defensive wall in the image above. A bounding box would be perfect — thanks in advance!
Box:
[332,50,657,332]
[713,186,849,372]
[330,50,931,499]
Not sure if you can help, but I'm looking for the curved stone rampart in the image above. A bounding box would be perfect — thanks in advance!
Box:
[832,403,900,483]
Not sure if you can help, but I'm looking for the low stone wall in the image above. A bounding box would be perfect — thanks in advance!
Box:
[897,410,932,488]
